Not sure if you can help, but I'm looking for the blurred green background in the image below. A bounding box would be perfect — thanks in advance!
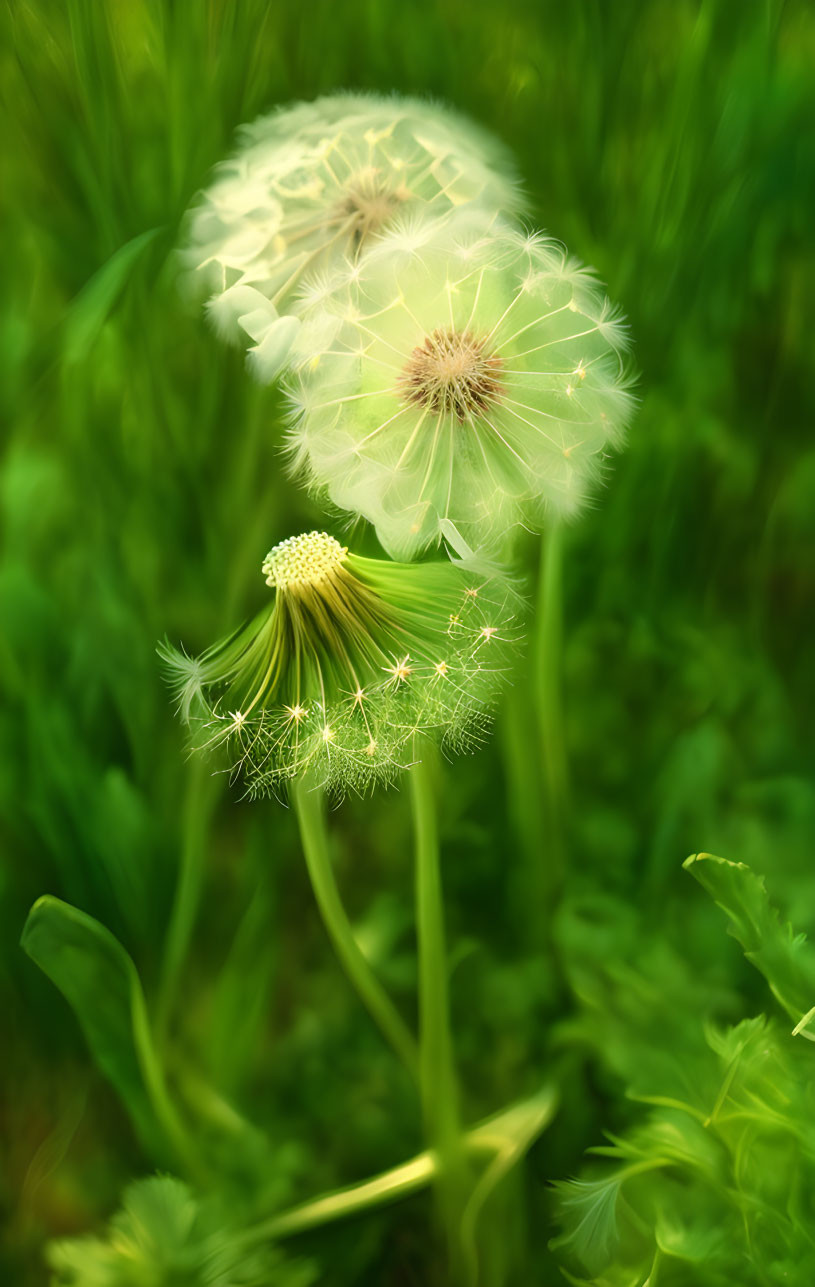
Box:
[2,1,814,1283]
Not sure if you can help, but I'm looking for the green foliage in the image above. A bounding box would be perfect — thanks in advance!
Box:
[47,1176,316,1287]
[684,852,815,1022]
[20,897,191,1167]
[553,860,815,1285]
[2,1,815,1285]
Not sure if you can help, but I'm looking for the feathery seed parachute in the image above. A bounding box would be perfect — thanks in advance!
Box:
[284,216,635,559]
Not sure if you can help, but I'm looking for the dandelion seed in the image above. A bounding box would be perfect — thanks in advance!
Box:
[161,530,520,797]
[285,217,635,558]
[385,655,413,684]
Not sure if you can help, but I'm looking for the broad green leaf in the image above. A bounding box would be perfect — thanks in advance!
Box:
[21,896,190,1164]
[684,853,815,1024]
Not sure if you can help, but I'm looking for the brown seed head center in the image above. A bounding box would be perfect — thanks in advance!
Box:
[399,328,505,422]
[339,168,406,248]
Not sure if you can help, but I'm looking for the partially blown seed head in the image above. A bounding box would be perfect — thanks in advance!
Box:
[180,93,524,367]
[161,531,520,797]
[284,215,635,559]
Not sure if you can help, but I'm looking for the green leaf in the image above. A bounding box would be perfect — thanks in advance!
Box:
[550,1176,622,1274]
[62,228,159,365]
[684,853,815,1024]
[21,896,191,1165]
[47,1174,318,1287]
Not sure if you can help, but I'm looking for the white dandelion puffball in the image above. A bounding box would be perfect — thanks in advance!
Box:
[284,217,636,560]
[182,92,524,367]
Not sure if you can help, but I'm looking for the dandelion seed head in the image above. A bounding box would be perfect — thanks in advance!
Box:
[161,535,522,799]
[285,218,635,558]
[180,92,524,351]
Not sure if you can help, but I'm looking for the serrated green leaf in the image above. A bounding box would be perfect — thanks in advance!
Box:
[21,896,191,1166]
[683,853,815,1023]
[550,1176,622,1273]
[46,1174,318,1287]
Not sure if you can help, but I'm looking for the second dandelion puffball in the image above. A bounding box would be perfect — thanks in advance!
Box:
[182,93,524,354]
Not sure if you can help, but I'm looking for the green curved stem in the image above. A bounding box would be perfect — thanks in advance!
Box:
[241,1086,557,1244]
[292,777,419,1081]
[130,979,202,1178]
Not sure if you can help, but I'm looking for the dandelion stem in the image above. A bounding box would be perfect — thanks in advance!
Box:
[410,748,467,1278]
[292,777,419,1080]
[156,758,219,1041]
[534,522,569,898]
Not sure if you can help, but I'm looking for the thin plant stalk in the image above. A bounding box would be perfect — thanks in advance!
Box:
[156,758,219,1041]
[130,979,203,1180]
[410,748,467,1276]
[534,522,569,898]
[292,776,419,1081]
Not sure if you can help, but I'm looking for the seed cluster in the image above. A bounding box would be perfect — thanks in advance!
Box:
[262,531,347,590]
[162,547,519,797]
[338,167,408,250]
[400,327,505,422]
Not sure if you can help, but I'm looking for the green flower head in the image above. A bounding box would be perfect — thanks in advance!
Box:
[161,531,519,797]
[284,215,635,559]
[181,93,523,369]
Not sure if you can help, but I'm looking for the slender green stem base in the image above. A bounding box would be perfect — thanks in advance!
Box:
[241,1086,557,1246]
[410,750,468,1279]
[292,777,419,1081]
